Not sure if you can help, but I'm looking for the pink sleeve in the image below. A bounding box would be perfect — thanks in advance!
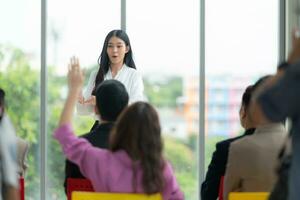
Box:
[163,162,184,200]
[53,124,109,179]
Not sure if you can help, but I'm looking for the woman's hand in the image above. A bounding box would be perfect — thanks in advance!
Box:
[68,56,84,93]
[59,56,84,126]
[83,95,96,106]
[288,28,300,64]
[78,92,85,104]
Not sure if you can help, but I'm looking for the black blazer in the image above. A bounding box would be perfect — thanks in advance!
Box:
[201,128,255,200]
[63,122,114,193]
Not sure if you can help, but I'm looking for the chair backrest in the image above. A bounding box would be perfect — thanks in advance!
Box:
[72,191,162,200]
[67,178,94,200]
[218,176,224,200]
[229,192,269,200]
[19,177,25,200]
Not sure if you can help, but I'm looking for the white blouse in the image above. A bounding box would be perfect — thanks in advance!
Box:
[77,64,145,115]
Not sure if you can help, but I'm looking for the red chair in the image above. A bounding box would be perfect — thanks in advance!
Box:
[218,176,224,200]
[19,177,25,200]
[67,178,94,200]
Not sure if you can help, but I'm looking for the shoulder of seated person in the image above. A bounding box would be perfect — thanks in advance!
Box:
[17,138,29,152]
[230,136,253,150]
[216,135,244,149]
[79,132,91,139]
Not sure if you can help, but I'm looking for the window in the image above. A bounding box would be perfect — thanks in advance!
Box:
[205,0,279,170]
[0,0,41,199]
[47,1,120,198]
[127,0,200,198]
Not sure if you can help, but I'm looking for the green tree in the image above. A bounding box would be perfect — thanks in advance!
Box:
[144,76,182,107]
[0,45,41,199]
[164,136,197,200]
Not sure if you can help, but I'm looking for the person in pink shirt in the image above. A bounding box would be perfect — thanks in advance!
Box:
[53,57,184,200]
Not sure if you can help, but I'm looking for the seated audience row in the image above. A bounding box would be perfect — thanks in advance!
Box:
[202,76,287,200]
[202,30,300,200]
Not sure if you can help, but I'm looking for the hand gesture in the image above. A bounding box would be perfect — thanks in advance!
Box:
[78,92,85,104]
[83,95,96,106]
[68,56,84,92]
[288,28,300,64]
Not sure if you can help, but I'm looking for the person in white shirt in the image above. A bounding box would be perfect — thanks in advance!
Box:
[76,30,145,118]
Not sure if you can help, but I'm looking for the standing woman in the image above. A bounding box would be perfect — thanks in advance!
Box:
[77,30,144,116]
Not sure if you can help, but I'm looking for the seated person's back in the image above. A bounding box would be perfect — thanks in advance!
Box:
[0,88,19,200]
[223,76,287,200]
[224,123,286,198]
[64,79,129,192]
[201,85,256,200]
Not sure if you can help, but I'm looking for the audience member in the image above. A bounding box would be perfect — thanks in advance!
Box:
[201,85,256,200]
[64,78,129,192]
[0,88,29,178]
[250,30,300,200]
[0,88,19,200]
[223,76,287,200]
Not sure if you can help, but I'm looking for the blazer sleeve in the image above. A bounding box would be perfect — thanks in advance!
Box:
[223,142,242,200]
[76,70,97,115]
[201,142,227,200]
[16,137,29,176]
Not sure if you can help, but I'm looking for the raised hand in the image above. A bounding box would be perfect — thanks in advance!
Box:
[288,28,300,64]
[59,56,85,126]
[68,56,84,93]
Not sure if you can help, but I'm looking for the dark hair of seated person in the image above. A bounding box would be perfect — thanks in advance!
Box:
[95,79,129,122]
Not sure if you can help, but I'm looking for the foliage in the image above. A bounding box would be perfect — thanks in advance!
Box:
[164,136,197,199]
[144,76,183,108]
[0,45,41,199]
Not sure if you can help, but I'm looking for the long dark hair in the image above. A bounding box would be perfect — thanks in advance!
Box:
[0,88,5,121]
[110,102,164,194]
[93,30,136,94]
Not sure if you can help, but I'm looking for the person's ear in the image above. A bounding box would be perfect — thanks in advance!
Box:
[94,106,99,115]
[240,106,247,119]
[125,45,130,53]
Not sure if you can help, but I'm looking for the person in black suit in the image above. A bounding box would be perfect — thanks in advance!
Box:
[64,79,129,193]
[201,85,256,200]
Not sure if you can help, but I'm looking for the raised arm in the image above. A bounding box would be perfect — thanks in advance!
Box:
[54,58,108,179]
[59,57,84,126]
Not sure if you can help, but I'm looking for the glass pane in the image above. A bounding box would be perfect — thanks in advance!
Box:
[205,0,279,189]
[47,1,120,199]
[0,0,41,199]
[127,0,200,199]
